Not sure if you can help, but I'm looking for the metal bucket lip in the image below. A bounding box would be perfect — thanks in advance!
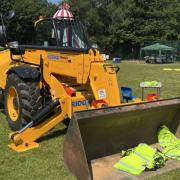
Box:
[74,97,180,120]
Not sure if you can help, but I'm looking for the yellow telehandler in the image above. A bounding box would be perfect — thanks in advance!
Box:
[0,12,179,179]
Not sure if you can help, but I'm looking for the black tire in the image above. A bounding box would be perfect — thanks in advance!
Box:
[5,73,42,131]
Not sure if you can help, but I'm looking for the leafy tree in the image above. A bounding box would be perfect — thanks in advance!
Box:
[0,0,14,16]
[69,0,180,57]
[1,0,57,43]
[1,0,180,57]
[108,0,180,57]
[69,0,112,52]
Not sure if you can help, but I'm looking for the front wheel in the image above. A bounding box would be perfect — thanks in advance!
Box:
[4,73,42,131]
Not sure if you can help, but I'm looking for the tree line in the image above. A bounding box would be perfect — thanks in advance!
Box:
[1,0,180,58]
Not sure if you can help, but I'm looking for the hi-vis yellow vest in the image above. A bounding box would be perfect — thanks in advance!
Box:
[158,125,180,160]
[114,143,166,175]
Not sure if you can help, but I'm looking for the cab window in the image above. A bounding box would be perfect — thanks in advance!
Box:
[55,19,88,49]
[33,20,57,47]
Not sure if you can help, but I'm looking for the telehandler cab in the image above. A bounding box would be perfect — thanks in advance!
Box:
[0,12,180,180]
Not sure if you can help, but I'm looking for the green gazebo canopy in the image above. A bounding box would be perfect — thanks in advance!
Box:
[140,43,175,58]
[141,43,174,51]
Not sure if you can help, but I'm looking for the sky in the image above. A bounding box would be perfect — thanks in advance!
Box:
[48,0,61,4]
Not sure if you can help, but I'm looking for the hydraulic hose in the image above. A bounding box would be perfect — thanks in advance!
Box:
[19,99,60,133]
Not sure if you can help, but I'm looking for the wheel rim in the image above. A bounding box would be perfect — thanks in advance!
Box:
[7,86,20,122]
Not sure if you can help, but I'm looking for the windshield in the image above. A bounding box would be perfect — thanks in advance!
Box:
[55,19,89,49]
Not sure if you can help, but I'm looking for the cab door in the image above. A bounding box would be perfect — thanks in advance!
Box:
[23,20,59,65]
[49,19,87,84]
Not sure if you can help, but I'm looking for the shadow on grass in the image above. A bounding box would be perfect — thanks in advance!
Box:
[38,128,67,143]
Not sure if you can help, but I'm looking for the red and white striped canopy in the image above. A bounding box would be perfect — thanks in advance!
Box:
[53,2,73,19]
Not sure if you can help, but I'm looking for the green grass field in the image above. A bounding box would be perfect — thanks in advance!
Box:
[0,61,180,180]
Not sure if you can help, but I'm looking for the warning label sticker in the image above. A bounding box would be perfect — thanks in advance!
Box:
[98,89,106,99]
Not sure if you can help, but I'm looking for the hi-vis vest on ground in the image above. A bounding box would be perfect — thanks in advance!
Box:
[114,144,166,175]
[158,125,180,160]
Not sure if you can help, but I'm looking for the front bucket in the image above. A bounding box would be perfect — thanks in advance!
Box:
[63,98,180,180]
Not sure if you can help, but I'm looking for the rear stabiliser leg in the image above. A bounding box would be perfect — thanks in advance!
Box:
[8,99,65,152]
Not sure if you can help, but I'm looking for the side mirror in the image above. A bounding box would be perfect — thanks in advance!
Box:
[0,25,6,44]
[8,41,25,55]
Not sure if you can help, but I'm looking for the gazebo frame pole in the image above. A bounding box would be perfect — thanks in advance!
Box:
[159,49,162,57]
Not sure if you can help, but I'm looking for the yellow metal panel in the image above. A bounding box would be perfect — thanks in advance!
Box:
[0,50,14,88]
[50,75,72,118]
[72,92,90,112]
[23,49,85,84]
[9,112,65,152]
[48,52,84,83]
[89,63,121,106]
[23,49,42,65]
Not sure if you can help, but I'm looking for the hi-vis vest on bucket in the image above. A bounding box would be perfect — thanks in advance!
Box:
[158,125,180,160]
[114,144,166,175]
